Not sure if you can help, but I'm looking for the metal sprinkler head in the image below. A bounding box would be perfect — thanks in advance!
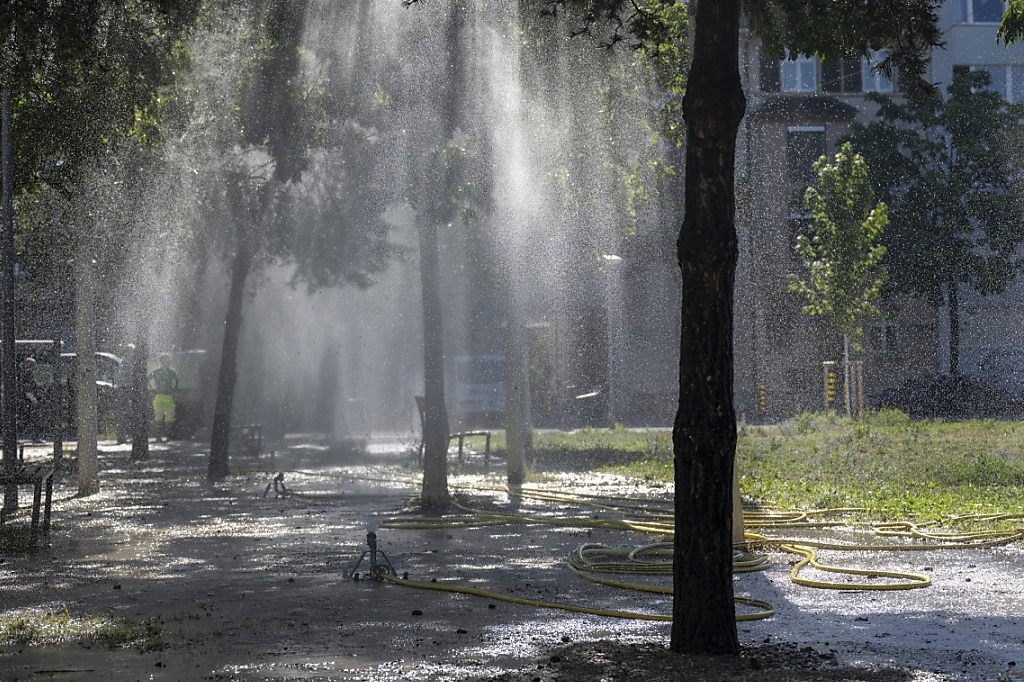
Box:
[344,527,398,581]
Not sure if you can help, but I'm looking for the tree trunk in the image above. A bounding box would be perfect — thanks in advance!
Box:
[50,198,65,469]
[75,234,99,496]
[671,0,745,656]
[504,285,530,488]
[1,87,16,511]
[129,330,149,461]
[208,240,254,481]
[843,334,851,417]
[418,219,450,512]
[419,3,466,512]
[947,280,959,376]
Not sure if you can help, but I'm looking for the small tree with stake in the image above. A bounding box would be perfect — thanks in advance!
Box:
[788,143,888,417]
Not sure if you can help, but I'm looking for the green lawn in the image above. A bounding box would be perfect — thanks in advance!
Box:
[477,412,1024,522]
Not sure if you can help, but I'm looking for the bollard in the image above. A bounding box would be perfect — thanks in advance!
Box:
[822,361,837,411]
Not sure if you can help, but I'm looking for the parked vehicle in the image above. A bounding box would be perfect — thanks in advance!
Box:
[974,349,1024,403]
[1,340,124,438]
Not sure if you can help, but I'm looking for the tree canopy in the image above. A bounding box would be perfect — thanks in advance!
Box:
[848,70,1024,372]
[850,70,1024,305]
[788,142,888,350]
[3,1,200,193]
[547,0,941,92]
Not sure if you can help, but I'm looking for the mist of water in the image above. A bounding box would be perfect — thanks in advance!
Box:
[104,0,682,443]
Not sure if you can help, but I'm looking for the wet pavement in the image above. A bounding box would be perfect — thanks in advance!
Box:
[1,438,1022,681]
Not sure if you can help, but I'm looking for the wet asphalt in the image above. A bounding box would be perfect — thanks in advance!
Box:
[0,438,1022,681]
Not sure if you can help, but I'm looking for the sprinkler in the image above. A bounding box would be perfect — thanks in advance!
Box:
[345,527,399,581]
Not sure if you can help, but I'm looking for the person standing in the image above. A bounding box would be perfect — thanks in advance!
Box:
[148,353,178,442]
[18,357,40,441]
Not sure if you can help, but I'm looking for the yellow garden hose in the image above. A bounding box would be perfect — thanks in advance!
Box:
[379,562,776,622]
[778,542,931,591]
[255,468,1023,619]
[379,571,675,621]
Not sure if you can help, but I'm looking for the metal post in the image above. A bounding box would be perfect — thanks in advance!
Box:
[852,361,865,418]
[367,531,378,575]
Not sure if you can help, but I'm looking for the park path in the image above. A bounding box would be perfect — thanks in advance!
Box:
[1,438,1022,681]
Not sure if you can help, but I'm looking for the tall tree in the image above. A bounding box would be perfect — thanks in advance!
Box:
[848,70,1024,376]
[788,142,888,416]
[547,0,941,655]
[190,0,396,480]
[1,1,201,504]
[408,1,469,512]
[669,0,746,653]
[205,0,312,481]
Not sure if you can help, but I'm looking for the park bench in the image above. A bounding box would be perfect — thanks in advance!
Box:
[414,396,493,468]
[0,461,55,548]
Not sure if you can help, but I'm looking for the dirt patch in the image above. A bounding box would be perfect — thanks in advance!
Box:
[489,641,916,681]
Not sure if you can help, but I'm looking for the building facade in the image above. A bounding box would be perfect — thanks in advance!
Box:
[735,0,1024,420]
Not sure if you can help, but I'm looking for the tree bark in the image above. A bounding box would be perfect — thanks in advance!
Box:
[504,285,530,488]
[129,330,149,461]
[208,239,254,481]
[419,3,466,512]
[1,87,16,511]
[418,218,450,512]
[75,233,99,496]
[50,198,65,469]
[671,0,745,656]
[947,279,959,376]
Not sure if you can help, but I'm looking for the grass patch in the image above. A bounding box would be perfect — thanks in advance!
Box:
[582,411,1024,523]
[463,425,672,473]
[0,607,165,651]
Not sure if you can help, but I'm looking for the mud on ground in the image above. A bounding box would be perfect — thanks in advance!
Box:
[1,438,1023,681]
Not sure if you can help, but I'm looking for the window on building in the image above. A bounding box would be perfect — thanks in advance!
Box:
[979,65,1009,95]
[1011,66,1024,103]
[822,58,862,93]
[759,54,818,93]
[759,52,781,92]
[862,51,894,93]
[956,64,1024,101]
[781,56,818,92]
[955,0,1006,23]
[787,127,826,187]
[870,319,900,357]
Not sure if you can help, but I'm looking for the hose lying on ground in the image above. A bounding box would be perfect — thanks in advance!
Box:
[252,469,1023,619]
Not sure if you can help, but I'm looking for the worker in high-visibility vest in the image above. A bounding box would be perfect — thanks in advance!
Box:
[148,353,178,442]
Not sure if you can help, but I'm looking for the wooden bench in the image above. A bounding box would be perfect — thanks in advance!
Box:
[450,430,492,467]
[0,462,55,548]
